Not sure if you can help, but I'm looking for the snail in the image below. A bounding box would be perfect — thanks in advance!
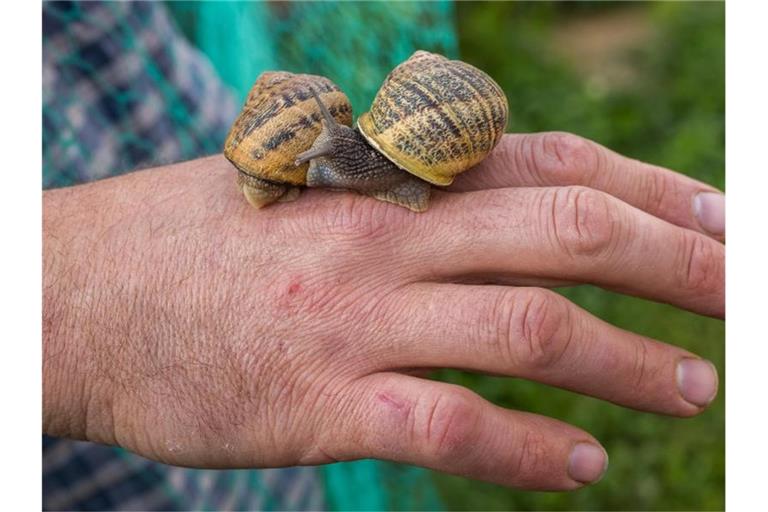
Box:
[224,51,509,211]
[223,71,353,208]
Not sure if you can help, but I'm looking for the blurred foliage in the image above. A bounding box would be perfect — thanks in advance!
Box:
[432,2,724,510]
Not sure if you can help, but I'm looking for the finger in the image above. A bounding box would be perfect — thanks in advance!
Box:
[409,186,724,318]
[379,283,718,416]
[449,133,725,239]
[330,372,608,490]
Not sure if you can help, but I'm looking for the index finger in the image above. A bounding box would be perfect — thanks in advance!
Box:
[449,132,725,240]
[398,186,724,318]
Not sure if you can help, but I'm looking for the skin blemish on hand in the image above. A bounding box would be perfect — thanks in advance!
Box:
[376,392,412,421]
[374,392,414,453]
[377,392,405,409]
[273,275,304,314]
[287,281,302,295]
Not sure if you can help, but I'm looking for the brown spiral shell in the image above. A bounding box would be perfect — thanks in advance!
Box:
[357,51,508,186]
[224,72,353,186]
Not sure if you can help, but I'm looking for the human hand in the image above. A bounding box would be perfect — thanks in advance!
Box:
[43,131,723,490]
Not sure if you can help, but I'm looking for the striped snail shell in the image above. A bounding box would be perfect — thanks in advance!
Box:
[223,51,508,212]
[357,50,509,186]
[223,72,352,208]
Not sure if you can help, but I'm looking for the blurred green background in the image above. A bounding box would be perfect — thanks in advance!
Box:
[434,2,724,510]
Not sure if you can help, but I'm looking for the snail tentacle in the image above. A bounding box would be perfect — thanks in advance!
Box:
[294,143,333,166]
[310,87,337,127]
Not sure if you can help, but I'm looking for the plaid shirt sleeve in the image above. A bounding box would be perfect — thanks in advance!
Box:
[43,0,238,188]
[43,2,325,510]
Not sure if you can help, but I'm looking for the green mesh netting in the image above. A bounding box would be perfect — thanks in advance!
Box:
[167,1,458,114]
[44,1,458,509]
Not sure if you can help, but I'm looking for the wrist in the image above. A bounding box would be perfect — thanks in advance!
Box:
[42,156,236,448]
[43,185,116,445]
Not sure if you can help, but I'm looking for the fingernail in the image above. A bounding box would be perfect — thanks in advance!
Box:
[676,358,718,407]
[693,192,725,236]
[568,443,608,484]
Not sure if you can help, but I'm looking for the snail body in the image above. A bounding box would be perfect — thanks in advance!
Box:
[294,92,432,211]
[224,51,508,211]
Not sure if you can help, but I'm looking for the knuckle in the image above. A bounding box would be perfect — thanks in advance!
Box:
[507,289,570,370]
[547,186,617,259]
[528,132,601,185]
[490,134,519,175]
[630,337,651,388]
[678,232,723,293]
[510,430,548,481]
[315,194,399,246]
[417,389,479,462]
[484,290,518,363]
[642,167,678,214]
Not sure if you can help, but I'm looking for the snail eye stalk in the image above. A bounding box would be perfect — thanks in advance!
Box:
[294,87,345,167]
[309,87,337,127]
[295,142,333,166]
[295,88,343,166]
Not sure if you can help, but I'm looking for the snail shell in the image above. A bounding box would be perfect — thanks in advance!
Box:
[357,51,508,186]
[224,72,352,206]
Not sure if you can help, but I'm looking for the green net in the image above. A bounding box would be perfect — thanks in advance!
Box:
[167,1,458,114]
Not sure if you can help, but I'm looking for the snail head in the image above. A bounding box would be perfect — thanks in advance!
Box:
[294,88,353,166]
